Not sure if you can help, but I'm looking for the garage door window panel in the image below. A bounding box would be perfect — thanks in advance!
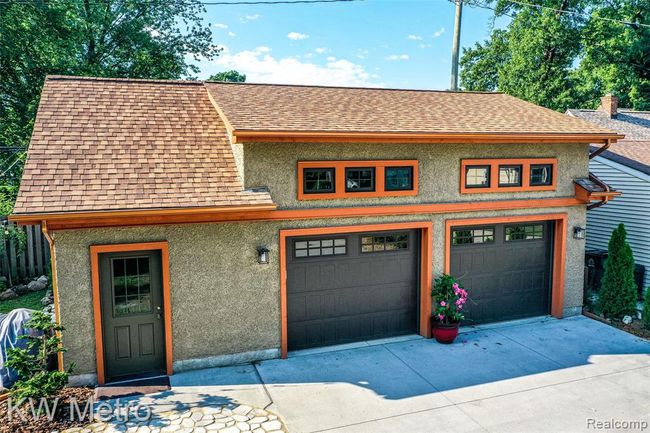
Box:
[505,224,544,241]
[361,233,409,253]
[452,228,495,245]
[294,238,347,258]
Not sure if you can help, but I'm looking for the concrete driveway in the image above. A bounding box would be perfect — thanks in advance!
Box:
[169,316,650,433]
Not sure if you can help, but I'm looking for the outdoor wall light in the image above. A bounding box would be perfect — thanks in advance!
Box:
[573,227,586,240]
[257,246,270,264]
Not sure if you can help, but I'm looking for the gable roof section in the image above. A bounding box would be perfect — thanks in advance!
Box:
[568,109,650,176]
[206,82,622,143]
[13,76,274,216]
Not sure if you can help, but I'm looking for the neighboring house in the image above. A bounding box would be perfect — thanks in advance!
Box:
[567,95,650,287]
[11,76,622,386]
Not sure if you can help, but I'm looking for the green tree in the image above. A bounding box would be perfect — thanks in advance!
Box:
[643,287,650,328]
[460,0,649,111]
[0,0,219,206]
[208,70,247,82]
[598,223,638,318]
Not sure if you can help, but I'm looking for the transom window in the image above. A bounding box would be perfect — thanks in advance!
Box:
[303,168,335,194]
[505,224,544,241]
[112,257,151,316]
[452,228,495,245]
[385,166,414,191]
[465,166,490,188]
[530,164,553,186]
[361,233,409,253]
[295,238,347,258]
[499,165,522,187]
[345,167,375,192]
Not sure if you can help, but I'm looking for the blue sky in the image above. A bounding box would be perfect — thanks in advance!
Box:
[194,0,504,90]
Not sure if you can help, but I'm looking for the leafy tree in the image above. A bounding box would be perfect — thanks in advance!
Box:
[209,70,247,82]
[643,287,650,328]
[460,0,650,111]
[598,223,638,318]
[0,0,219,205]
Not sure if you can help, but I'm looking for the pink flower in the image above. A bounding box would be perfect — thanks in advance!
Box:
[438,314,444,321]
[452,283,459,290]
[440,301,447,307]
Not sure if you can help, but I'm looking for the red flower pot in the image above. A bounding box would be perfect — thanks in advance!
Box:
[432,322,460,344]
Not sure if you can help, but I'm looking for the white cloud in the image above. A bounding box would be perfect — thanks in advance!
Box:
[314,47,328,54]
[214,23,228,29]
[407,34,423,40]
[385,54,409,61]
[419,43,432,49]
[326,56,337,62]
[355,49,369,59]
[304,52,314,58]
[213,46,383,87]
[287,32,309,40]
[228,31,236,37]
[433,27,445,38]
[240,14,261,23]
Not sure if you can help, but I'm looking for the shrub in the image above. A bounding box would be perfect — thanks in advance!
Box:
[431,274,468,324]
[598,223,638,319]
[6,311,73,400]
[642,287,650,329]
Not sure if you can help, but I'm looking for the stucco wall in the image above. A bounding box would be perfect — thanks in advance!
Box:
[243,142,589,208]
[54,205,586,377]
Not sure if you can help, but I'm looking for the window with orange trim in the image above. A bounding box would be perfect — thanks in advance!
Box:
[297,160,418,200]
[460,158,557,194]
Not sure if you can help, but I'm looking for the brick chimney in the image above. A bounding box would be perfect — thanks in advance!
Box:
[598,93,619,118]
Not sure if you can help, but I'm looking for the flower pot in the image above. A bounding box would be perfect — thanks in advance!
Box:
[432,322,460,344]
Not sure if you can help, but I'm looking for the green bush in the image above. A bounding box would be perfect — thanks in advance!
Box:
[642,287,650,329]
[598,223,638,318]
[6,311,73,400]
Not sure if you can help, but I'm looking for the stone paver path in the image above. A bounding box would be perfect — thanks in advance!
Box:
[62,403,287,433]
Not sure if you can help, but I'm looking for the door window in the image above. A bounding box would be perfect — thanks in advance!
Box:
[111,257,152,316]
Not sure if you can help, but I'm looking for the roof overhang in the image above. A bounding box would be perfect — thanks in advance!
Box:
[231,130,625,144]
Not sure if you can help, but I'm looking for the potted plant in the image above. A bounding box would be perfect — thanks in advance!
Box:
[431,274,468,344]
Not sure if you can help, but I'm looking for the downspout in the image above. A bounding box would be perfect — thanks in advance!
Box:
[589,138,611,160]
[586,172,611,211]
[42,220,64,371]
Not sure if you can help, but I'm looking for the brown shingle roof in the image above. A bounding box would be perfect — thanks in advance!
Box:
[13,76,274,215]
[205,82,619,137]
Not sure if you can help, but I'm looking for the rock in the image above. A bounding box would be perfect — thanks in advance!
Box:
[0,289,17,301]
[12,284,29,295]
[42,290,54,306]
[42,304,54,314]
[27,275,48,292]
[623,315,633,325]
[261,420,282,431]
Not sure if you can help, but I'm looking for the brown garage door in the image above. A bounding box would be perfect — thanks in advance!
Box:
[450,221,552,324]
[286,230,419,351]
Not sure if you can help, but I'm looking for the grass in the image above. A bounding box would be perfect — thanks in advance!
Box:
[0,289,47,314]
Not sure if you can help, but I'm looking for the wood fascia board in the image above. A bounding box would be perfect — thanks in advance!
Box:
[40,197,585,231]
[232,130,624,144]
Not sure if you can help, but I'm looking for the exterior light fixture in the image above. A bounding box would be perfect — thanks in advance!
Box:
[573,227,586,240]
[257,246,270,264]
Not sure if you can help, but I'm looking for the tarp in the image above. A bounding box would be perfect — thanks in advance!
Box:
[0,308,34,389]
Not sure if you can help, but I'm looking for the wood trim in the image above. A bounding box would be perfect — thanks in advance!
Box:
[41,221,64,371]
[89,241,173,385]
[297,160,418,200]
[233,130,623,144]
[279,221,433,358]
[460,158,558,194]
[444,213,568,319]
[10,204,278,224]
[574,183,622,202]
[39,197,584,231]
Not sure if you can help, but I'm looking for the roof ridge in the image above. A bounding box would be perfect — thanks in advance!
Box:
[205,80,504,95]
[46,75,204,86]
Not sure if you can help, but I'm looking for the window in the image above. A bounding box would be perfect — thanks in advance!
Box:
[452,228,495,245]
[385,166,414,191]
[465,166,491,188]
[112,257,151,316]
[345,167,375,192]
[499,165,522,187]
[298,160,418,200]
[295,238,347,258]
[505,224,544,241]
[361,233,409,253]
[530,164,553,186]
[303,168,335,194]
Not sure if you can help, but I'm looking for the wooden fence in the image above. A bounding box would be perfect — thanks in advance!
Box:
[1,221,50,284]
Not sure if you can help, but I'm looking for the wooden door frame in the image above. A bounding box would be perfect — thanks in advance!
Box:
[279,221,433,359]
[444,213,568,319]
[90,241,173,385]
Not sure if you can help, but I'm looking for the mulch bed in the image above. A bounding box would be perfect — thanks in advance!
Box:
[583,310,650,340]
[0,387,94,433]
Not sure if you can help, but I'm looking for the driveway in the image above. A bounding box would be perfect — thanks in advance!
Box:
[166,316,650,433]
